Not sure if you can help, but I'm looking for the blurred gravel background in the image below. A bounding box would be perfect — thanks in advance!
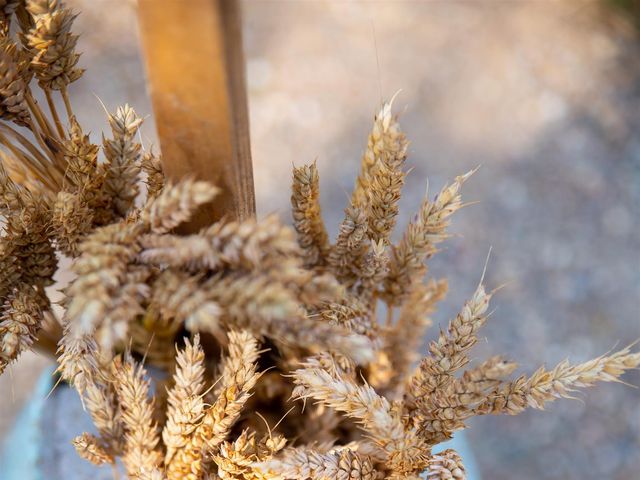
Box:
[1,1,639,479]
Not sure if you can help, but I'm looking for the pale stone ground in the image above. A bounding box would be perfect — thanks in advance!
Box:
[1,1,639,479]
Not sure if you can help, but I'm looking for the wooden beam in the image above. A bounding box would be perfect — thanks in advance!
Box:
[137,0,255,229]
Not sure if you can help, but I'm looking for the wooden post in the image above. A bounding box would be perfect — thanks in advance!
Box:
[137,0,255,229]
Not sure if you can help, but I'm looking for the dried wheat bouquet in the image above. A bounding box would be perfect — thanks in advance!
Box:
[0,2,638,480]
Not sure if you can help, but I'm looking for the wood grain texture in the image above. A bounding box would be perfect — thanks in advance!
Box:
[137,0,255,229]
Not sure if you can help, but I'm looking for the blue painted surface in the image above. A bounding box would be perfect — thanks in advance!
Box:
[1,370,480,480]
[0,367,53,480]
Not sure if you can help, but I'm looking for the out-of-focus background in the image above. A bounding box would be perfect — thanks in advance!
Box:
[1,1,639,479]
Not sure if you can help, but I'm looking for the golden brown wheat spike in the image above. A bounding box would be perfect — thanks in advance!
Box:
[291,161,330,268]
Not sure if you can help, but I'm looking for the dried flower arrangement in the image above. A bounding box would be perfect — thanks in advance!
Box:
[0,2,638,480]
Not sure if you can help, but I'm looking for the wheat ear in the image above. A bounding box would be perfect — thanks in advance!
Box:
[163,335,206,479]
[291,161,331,268]
[112,352,163,476]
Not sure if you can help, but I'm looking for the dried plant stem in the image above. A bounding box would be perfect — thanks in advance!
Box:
[26,116,59,167]
[32,311,62,358]
[61,86,74,122]
[0,133,46,181]
[0,122,51,169]
[382,279,448,394]
[24,89,55,140]
[44,87,66,139]
[0,130,57,190]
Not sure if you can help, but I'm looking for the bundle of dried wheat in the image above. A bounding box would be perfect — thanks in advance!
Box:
[0,3,638,480]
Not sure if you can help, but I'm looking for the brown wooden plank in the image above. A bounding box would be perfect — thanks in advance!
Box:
[137,0,255,229]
